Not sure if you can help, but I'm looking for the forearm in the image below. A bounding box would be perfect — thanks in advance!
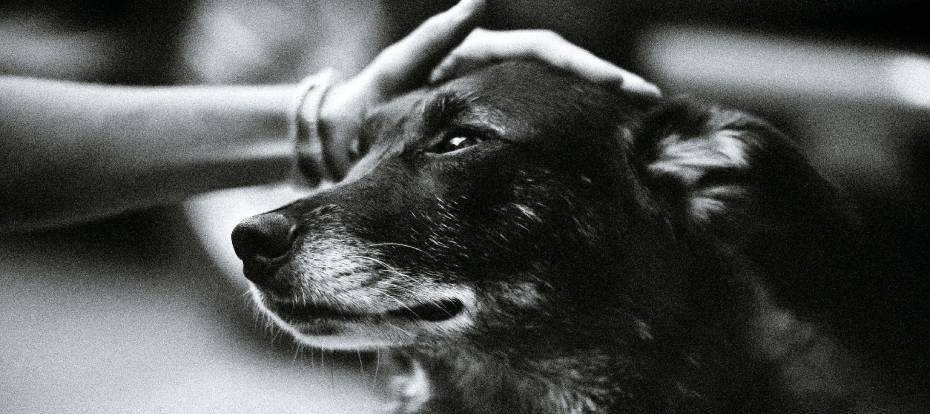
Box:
[1,76,297,231]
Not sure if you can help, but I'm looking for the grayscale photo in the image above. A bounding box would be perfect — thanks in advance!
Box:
[1,0,928,412]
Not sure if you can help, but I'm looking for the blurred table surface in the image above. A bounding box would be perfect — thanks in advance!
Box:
[0,186,386,414]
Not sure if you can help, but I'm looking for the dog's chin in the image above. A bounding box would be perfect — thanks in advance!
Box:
[249,287,475,351]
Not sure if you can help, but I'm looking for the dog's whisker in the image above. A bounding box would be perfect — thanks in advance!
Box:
[347,255,416,280]
[395,324,413,337]
[369,286,423,320]
[328,350,335,391]
[375,279,419,296]
[381,282,456,319]
[369,242,431,257]
[345,256,434,319]
[374,348,381,384]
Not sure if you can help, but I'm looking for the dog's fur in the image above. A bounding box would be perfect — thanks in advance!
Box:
[233,61,905,413]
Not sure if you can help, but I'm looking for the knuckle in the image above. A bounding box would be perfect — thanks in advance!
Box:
[546,53,570,69]
[379,43,401,59]
[543,30,564,42]
[464,28,489,47]
[470,27,491,39]
[365,65,397,90]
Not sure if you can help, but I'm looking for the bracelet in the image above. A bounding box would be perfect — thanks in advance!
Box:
[289,68,340,187]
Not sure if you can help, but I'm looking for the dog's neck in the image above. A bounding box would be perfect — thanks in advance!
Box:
[385,243,726,413]
[397,345,616,414]
[389,321,718,414]
[383,277,893,414]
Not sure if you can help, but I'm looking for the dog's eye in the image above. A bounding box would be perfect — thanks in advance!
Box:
[427,133,484,155]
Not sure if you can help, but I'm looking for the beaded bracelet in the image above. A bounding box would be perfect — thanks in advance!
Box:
[289,68,340,187]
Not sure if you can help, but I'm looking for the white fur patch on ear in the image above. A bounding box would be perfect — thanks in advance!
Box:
[647,127,751,222]
[648,130,749,185]
[688,185,748,222]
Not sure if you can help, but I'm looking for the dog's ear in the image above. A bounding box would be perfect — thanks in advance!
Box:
[631,99,863,318]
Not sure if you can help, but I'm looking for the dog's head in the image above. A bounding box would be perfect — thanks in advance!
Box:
[231,61,857,370]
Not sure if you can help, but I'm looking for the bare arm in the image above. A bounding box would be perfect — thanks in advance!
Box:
[0,77,295,231]
[0,0,660,232]
[0,0,487,232]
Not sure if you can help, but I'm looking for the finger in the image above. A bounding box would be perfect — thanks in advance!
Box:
[364,0,485,94]
[429,28,533,83]
[539,44,663,97]
[316,78,373,179]
[429,29,662,97]
[320,119,359,180]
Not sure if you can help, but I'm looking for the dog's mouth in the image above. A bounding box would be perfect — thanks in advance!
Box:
[386,299,465,322]
[269,298,465,324]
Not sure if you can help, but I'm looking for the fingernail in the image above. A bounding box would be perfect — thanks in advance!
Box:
[645,83,662,97]
[621,78,662,98]
[633,82,662,97]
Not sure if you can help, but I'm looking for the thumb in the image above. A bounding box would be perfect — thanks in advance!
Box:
[362,0,485,96]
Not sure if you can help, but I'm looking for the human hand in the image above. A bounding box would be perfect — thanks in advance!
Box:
[309,0,485,180]
[310,0,661,180]
[429,28,662,97]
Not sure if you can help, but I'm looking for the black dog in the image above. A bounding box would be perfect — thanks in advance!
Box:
[232,61,900,413]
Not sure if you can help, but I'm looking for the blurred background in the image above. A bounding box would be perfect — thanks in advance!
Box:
[2,0,928,412]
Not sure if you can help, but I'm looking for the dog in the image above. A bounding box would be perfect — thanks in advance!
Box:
[231,61,906,413]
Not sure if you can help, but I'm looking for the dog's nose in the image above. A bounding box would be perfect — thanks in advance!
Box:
[231,212,296,263]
